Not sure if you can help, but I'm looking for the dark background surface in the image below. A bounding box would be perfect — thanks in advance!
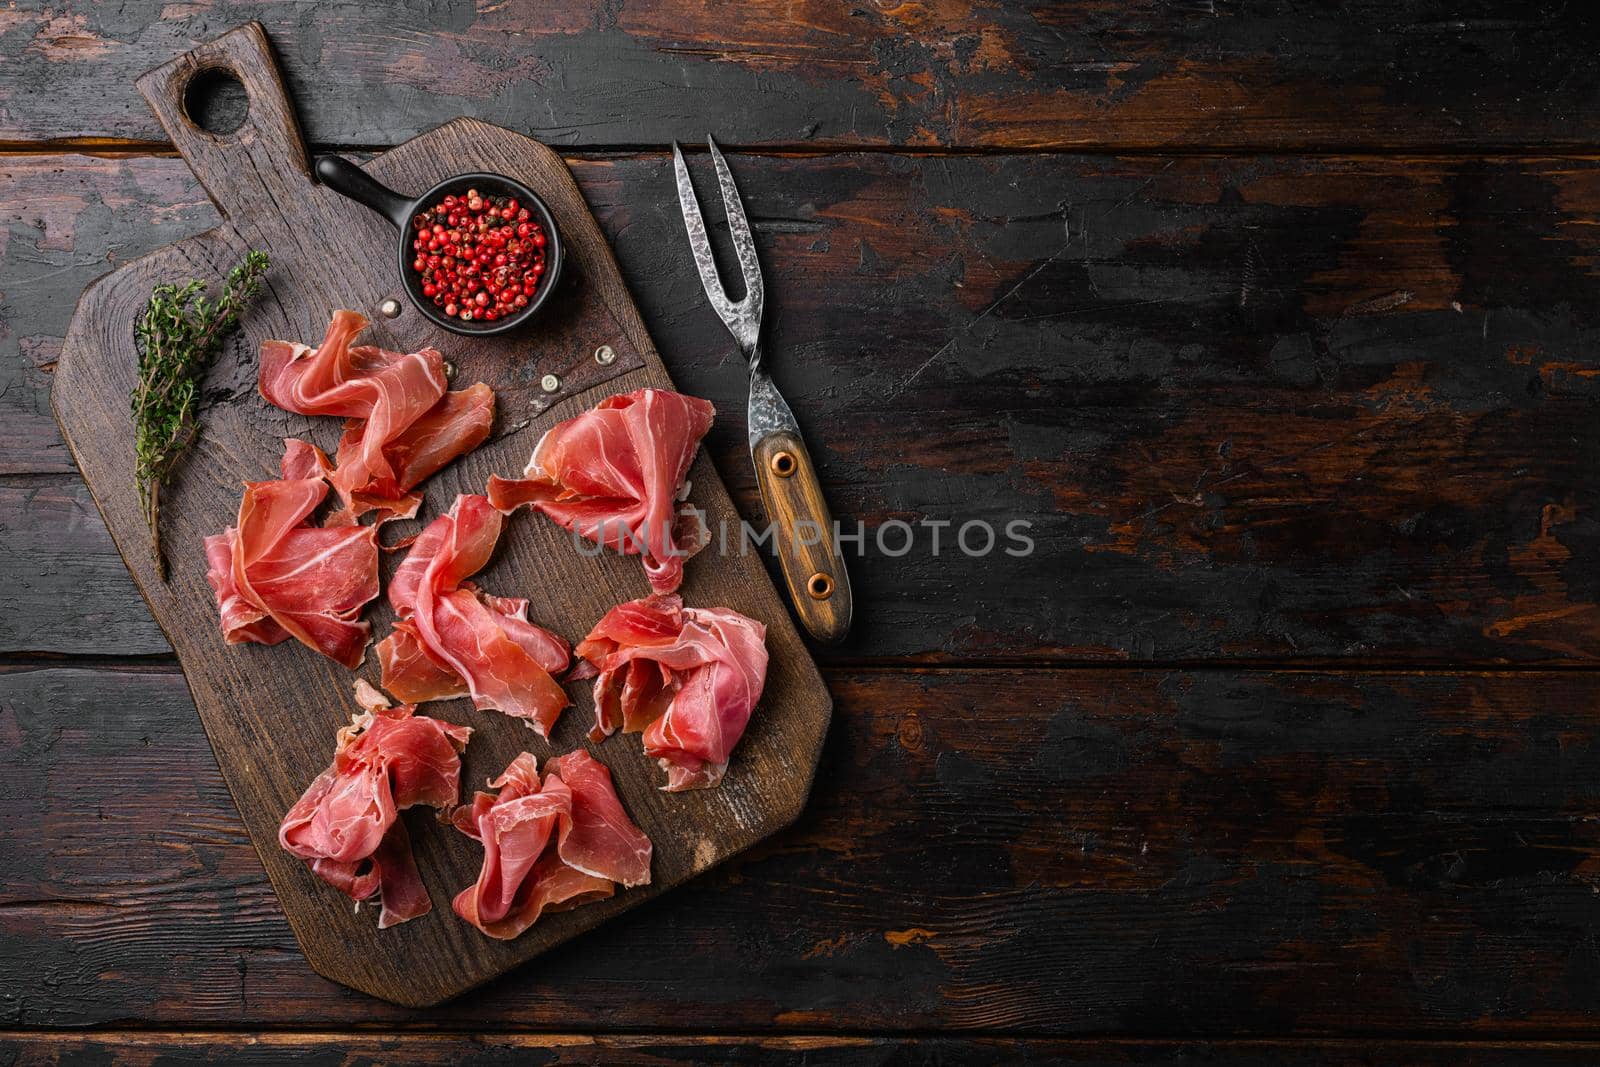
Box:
[4,2,1600,1063]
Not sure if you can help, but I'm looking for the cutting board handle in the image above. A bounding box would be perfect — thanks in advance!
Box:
[135,22,311,229]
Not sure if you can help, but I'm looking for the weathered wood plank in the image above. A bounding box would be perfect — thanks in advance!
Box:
[0,155,218,478]
[0,2,1598,150]
[7,665,1600,1032]
[8,1033,1600,1066]
[0,482,167,654]
[6,152,1600,663]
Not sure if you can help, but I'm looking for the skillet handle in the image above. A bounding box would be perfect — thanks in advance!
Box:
[314,155,414,230]
[752,429,853,645]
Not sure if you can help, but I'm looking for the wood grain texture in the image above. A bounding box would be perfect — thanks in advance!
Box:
[8,663,1600,1033]
[8,151,1600,664]
[1,2,1599,151]
[12,1033,1600,1066]
[752,429,852,645]
[47,25,829,1006]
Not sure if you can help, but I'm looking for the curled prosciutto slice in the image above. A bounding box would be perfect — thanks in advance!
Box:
[451,749,651,940]
[259,309,493,523]
[377,494,571,734]
[279,681,471,929]
[544,749,654,887]
[487,388,714,594]
[575,595,768,791]
[204,438,379,668]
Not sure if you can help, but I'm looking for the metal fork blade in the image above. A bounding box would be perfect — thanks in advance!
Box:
[672,139,762,356]
[707,134,764,326]
[673,142,739,328]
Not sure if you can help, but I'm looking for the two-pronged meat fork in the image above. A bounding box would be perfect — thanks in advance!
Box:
[673,137,852,644]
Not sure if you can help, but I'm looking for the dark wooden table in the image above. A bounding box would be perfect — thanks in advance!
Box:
[5,3,1600,1063]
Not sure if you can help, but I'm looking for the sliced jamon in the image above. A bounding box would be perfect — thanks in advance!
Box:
[279,681,471,929]
[574,594,768,791]
[377,494,571,734]
[259,309,494,523]
[326,382,494,525]
[544,750,653,886]
[451,749,652,939]
[487,388,714,594]
[205,439,380,668]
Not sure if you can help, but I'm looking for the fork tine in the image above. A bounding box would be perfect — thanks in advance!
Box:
[673,141,738,326]
[707,134,764,322]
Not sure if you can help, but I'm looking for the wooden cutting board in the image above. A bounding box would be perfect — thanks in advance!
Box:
[50,22,831,1007]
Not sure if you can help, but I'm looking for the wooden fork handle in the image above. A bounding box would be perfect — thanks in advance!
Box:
[752,429,853,645]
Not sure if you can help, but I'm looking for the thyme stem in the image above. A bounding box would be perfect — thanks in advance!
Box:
[132,250,269,579]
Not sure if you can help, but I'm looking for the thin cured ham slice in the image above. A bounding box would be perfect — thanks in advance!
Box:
[377,494,571,734]
[259,309,493,523]
[451,749,651,939]
[543,749,653,886]
[279,681,471,929]
[575,595,768,791]
[205,439,380,668]
[487,388,714,595]
[324,382,494,526]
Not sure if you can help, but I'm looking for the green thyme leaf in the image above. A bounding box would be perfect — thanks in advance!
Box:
[131,249,269,578]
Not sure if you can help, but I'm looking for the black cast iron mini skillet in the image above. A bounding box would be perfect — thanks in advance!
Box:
[314,154,564,336]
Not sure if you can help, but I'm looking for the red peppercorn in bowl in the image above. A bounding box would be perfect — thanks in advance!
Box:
[314,158,564,336]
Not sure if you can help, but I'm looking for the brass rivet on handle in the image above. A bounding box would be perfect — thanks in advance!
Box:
[770,450,797,478]
[595,344,616,365]
[379,298,402,319]
[807,572,834,600]
[540,373,561,393]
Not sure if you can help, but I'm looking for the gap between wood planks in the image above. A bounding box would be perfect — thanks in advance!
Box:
[19,1030,1600,1049]
[6,653,1600,676]
[16,137,1600,161]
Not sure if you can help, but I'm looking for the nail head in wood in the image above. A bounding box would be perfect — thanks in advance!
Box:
[379,298,402,318]
[595,344,616,365]
[540,373,561,393]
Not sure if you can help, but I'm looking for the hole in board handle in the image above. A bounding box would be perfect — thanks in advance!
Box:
[183,67,249,136]
[770,450,797,478]
[807,572,834,600]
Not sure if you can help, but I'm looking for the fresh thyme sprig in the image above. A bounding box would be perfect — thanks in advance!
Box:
[132,249,269,578]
